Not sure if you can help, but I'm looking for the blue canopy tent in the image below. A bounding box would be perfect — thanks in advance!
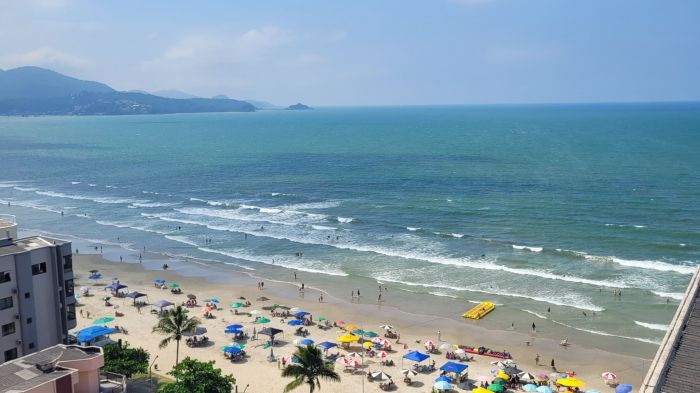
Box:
[125,291,147,305]
[317,341,337,351]
[288,320,304,326]
[403,351,429,363]
[440,361,468,374]
[76,325,115,343]
[88,273,102,280]
[223,346,242,354]
[296,338,314,346]
[105,283,128,296]
[435,376,451,382]
[154,279,165,285]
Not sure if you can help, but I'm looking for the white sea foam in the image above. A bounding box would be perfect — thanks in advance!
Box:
[13,186,38,192]
[197,247,347,276]
[282,201,341,210]
[634,321,669,331]
[88,184,96,187]
[164,235,199,247]
[406,227,420,231]
[95,220,169,235]
[582,254,696,275]
[71,181,81,185]
[512,244,543,252]
[522,309,548,320]
[152,213,628,289]
[335,217,354,223]
[634,225,647,228]
[0,199,62,214]
[35,190,147,205]
[311,225,336,231]
[451,233,464,238]
[550,320,661,345]
[651,291,684,300]
[130,202,178,208]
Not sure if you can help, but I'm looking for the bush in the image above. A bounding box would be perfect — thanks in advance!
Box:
[102,341,149,378]
[159,357,235,393]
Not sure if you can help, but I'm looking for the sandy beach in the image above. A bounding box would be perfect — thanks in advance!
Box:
[72,252,652,392]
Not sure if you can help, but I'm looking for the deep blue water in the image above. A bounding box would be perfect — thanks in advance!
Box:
[1,103,699,350]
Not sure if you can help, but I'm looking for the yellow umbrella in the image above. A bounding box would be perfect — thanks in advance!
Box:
[472,388,492,393]
[557,377,585,388]
[496,371,510,380]
[344,324,357,331]
[337,334,360,343]
[363,341,374,348]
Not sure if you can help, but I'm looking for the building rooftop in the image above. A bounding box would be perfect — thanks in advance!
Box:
[640,267,700,393]
[0,236,68,257]
[0,345,102,393]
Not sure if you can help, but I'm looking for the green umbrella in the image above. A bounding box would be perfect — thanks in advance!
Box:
[487,384,505,392]
[255,317,271,324]
[363,331,379,338]
[168,283,180,289]
[269,304,280,309]
[351,329,365,336]
[93,317,114,325]
[230,302,243,308]
[492,378,506,385]
[315,316,327,321]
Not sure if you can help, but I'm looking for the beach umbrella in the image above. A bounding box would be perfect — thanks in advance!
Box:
[549,372,563,380]
[258,327,283,337]
[317,341,337,350]
[230,302,243,308]
[154,300,174,309]
[168,283,179,289]
[93,317,114,325]
[362,342,374,348]
[435,376,451,382]
[294,338,315,346]
[372,371,393,381]
[250,309,261,315]
[336,334,359,343]
[288,319,304,326]
[492,377,506,385]
[379,324,393,330]
[344,324,357,331]
[434,381,451,391]
[475,376,491,383]
[346,358,360,368]
[154,278,165,284]
[289,307,301,313]
[424,339,435,348]
[403,351,429,363]
[495,370,510,380]
[602,371,618,381]
[487,384,505,392]
[615,385,633,393]
[257,296,270,302]
[492,361,507,369]
[208,298,220,303]
[202,306,212,313]
[472,389,492,393]
[89,273,102,280]
[335,320,345,325]
[255,317,271,324]
[401,369,418,378]
[519,373,536,382]
[372,337,391,346]
[335,357,348,366]
[376,351,388,358]
[182,326,207,336]
[536,374,548,380]
[226,324,243,330]
[536,387,553,393]
[187,294,196,299]
[315,316,326,321]
[225,327,242,334]
[439,343,452,350]
[346,352,363,359]
[523,384,538,392]
[223,346,242,354]
[363,331,379,338]
[351,329,365,336]
[454,348,465,355]
[501,359,517,366]
[557,377,585,388]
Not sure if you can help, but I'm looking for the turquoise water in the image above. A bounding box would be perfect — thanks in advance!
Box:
[1,104,699,353]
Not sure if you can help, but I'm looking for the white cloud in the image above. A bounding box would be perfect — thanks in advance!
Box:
[0,47,92,70]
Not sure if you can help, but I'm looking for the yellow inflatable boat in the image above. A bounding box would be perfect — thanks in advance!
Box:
[462,302,495,319]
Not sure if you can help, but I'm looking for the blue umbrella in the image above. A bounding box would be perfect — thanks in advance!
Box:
[225,327,242,334]
[523,384,538,392]
[223,346,242,354]
[615,385,633,393]
[536,387,553,393]
[226,324,243,330]
[435,376,451,382]
[288,319,304,326]
[297,338,314,346]
[154,278,165,285]
[89,273,102,280]
[433,380,451,390]
[208,298,220,303]
[294,311,310,317]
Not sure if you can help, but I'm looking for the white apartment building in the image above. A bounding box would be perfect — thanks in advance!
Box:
[0,215,76,364]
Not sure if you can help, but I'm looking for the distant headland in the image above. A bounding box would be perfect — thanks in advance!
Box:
[287,103,312,110]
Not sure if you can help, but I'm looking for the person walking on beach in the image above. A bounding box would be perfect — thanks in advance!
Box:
[261,282,264,289]
[535,353,540,365]
[357,289,361,297]
[294,272,297,280]
[437,330,441,341]
[301,283,305,291]
[319,294,323,303]
[532,322,536,332]
[551,358,556,370]
[120,256,123,262]
[378,293,382,302]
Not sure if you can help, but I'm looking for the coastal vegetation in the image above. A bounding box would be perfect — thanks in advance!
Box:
[158,357,235,393]
[281,345,340,393]
[102,340,150,378]
[152,306,201,366]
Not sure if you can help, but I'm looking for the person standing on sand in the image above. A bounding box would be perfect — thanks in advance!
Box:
[119,256,122,262]
[294,272,297,280]
[532,322,536,332]
[351,290,354,299]
[437,330,441,341]
[535,353,540,365]
[357,289,361,297]
[378,293,382,302]
[551,358,555,370]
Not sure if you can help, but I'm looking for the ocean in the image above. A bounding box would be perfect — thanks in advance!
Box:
[1,103,699,356]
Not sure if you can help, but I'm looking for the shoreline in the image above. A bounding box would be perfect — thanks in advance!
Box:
[72,251,652,391]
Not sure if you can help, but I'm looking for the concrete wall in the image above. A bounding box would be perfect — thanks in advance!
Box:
[0,254,20,360]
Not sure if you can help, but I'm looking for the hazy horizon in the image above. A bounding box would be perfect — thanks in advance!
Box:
[1,0,699,106]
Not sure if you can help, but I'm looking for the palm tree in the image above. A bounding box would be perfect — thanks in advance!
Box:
[152,305,201,366]
[281,345,341,393]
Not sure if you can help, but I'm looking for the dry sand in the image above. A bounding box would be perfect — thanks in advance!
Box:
[73,253,651,392]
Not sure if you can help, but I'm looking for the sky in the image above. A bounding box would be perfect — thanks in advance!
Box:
[1,0,699,106]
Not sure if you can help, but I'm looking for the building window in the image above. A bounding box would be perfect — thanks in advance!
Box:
[4,348,18,362]
[0,296,12,310]
[28,343,35,350]
[65,279,74,297]
[66,304,76,321]
[31,262,47,276]
[2,322,16,336]
[0,271,10,283]
[24,292,30,299]
[63,255,73,272]
[27,317,32,324]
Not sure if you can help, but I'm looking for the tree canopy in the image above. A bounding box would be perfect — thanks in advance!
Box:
[158,357,235,393]
[102,341,149,378]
